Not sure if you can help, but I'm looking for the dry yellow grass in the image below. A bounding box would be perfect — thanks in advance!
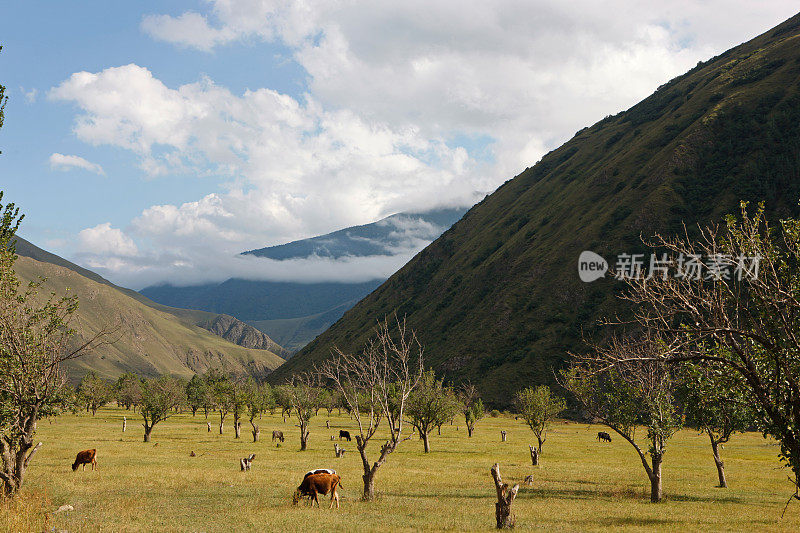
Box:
[15,407,800,532]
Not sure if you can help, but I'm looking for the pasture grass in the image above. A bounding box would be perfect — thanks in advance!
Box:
[17,408,800,531]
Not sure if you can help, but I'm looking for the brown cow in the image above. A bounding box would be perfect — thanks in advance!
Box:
[292,472,342,509]
[72,449,97,471]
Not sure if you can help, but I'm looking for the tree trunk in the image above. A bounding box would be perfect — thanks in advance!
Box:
[207,422,211,432]
[300,428,308,451]
[468,425,474,437]
[419,429,431,453]
[649,455,662,503]
[536,436,544,455]
[491,463,519,529]
[710,435,727,488]
[252,425,260,442]
[144,425,153,442]
[122,417,126,432]
[362,470,376,501]
[234,420,241,439]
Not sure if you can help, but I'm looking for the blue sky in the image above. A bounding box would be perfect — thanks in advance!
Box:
[1,1,797,289]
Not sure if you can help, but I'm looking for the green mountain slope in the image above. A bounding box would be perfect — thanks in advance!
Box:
[13,236,287,356]
[14,255,285,381]
[270,13,800,405]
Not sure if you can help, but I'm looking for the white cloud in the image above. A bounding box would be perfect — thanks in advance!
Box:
[21,87,38,103]
[78,223,139,257]
[49,153,105,175]
[53,1,800,287]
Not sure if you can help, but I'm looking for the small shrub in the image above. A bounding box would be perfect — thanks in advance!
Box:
[490,409,501,418]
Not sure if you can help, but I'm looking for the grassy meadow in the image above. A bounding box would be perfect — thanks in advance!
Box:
[10,407,800,532]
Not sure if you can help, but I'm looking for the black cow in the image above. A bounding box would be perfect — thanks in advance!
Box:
[339,430,351,441]
[597,431,612,443]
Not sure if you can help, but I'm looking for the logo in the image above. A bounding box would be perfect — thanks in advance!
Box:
[578,251,608,282]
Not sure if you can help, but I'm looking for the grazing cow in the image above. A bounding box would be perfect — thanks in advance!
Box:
[72,449,97,471]
[597,431,612,443]
[338,430,351,441]
[304,468,336,479]
[293,472,342,509]
[272,430,285,443]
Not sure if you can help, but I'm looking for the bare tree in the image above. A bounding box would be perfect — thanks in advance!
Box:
[604,202,800,502]
[318,316,423,501]
[286,373,321,451]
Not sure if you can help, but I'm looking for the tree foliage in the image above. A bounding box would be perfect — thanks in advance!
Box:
[140,376,185,442]
[515,385,565,454]
[0,191,111,496]
[78,371,113,416]
[406,370,460,452]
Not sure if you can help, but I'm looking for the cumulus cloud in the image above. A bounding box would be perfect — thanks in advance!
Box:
[49,153,105,175]
[78,223,139,257]
[53,1,800,287]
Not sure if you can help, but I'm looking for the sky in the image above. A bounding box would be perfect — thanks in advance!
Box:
[0,1,797,289]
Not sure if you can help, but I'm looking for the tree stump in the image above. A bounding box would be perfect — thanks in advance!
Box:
[491,463,519,529]
[207,422,211,432]
[334,443,346,457]
[122,416,126,432]
[240,453,255,471]
[529,445,539,466]
[524,475,533,485]
[326,420,330,429]
[501,430,507,442]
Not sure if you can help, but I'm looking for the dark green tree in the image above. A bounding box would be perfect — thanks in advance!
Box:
[140,376,185,442]
[185,374,207,416]
[114,372,142,411]
[407,370,460,452]
[78,371,113,416]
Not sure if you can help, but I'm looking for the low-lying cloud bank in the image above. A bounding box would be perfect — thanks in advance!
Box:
[74,247,420,290]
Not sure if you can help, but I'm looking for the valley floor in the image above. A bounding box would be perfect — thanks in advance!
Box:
[14,409,800,531]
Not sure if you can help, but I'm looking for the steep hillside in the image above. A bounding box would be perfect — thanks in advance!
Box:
[13,236,284,354]
[14,255,285,381]
[270,14,800,405]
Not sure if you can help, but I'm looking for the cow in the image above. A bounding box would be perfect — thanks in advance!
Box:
[272,430,285,444]
[292,472,342,509]
[338,430,351,441]
[304,468,336,479]
[597,431,612,443]
[72,449,97,471]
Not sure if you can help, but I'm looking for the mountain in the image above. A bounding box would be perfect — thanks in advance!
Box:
[243,207,467,259]
[12,254,285,382]
[141,207,467,351]
[13,236,285,355]
[268,14,800,405]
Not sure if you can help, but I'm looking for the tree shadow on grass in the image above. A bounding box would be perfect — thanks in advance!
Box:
[519,486,744,504]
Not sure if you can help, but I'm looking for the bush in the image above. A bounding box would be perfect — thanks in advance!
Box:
[490,409,501,418]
